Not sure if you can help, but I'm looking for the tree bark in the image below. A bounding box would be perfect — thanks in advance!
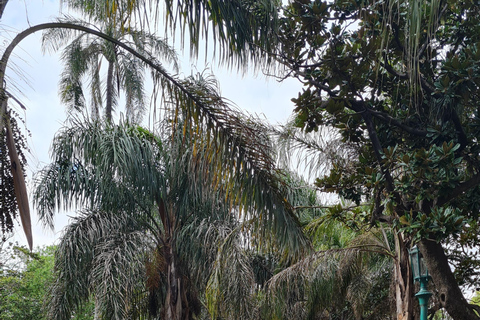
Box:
[105,60,114,122]
[164,240,190,320]
[418,239,479,320]
[394,232,414,320]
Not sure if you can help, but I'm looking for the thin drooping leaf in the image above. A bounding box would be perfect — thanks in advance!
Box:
[3,107,32,250]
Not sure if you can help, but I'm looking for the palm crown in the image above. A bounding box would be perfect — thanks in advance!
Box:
[42,17,179,122]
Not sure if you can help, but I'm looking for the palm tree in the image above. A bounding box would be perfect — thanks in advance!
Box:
[0,0,282,250]
[42,17,179,122]
[34,73,307,320]
[265,225,394,320]
[267,122,399,319]
[60,0,281,70]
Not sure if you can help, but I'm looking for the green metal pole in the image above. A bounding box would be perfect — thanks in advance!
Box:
[415,278,432,320]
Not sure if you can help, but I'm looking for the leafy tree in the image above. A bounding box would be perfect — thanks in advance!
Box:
[0,244,93,320]
[275,0,480,319]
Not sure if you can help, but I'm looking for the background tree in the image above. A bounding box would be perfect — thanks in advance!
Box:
[259,171,394,319]
[0,0,283,248]
[276,0,480,319]
[42,16,179,122]
[0,244,94,320]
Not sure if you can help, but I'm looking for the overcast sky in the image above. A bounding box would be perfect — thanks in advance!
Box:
[2,0,302,249]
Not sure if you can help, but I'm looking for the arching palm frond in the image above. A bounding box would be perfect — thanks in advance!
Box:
[266,231,393,320]
[61,0,281,70]
[158,72,309,259]
[47,208,154,320]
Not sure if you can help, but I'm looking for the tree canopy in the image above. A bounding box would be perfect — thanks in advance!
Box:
[277,0,480,318]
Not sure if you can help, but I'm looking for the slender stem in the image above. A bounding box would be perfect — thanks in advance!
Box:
[105,60,114,121]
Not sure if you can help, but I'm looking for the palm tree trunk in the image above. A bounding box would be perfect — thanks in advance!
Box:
[105,60,114,122]
[160,201,190,320]
[164,240,190,320]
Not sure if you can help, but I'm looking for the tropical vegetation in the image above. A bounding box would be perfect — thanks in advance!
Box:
[33,69,307,318]
[1,0,480,319]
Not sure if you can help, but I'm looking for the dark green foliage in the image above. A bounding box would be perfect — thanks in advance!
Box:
[278,0,480,293]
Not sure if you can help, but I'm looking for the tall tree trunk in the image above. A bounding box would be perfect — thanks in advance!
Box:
[105,60,114,122]
[159,201,191,320]
[418,239,479,320]
[164,239,190,320]
[394,232,414,320]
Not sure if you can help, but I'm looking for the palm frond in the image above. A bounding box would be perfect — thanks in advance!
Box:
[118,54,146,123]
[128,30,179,73]
[41,17,100,54]
[92,230,153,319]
[88,55,103,117]
[47,208,153,320]
[158,71,309,259]
[58,36,102,112]
[206,227,258,320]
[266,230,393,320]
[33,119,166,226]
[274,119,359,180]
[62,0,281,70]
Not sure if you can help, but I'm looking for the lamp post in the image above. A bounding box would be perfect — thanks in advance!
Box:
[409,245,432,320]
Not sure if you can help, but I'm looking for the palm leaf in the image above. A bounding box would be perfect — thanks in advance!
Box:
[61,0,281,69]
[47,208,154,320]
[3,108,32,250]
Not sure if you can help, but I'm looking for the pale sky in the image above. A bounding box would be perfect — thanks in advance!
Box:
[3,0,302,248]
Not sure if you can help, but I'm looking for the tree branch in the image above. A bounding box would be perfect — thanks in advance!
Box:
[350,101,396,193]
[438,172,480,206]
[368,108,428,136]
